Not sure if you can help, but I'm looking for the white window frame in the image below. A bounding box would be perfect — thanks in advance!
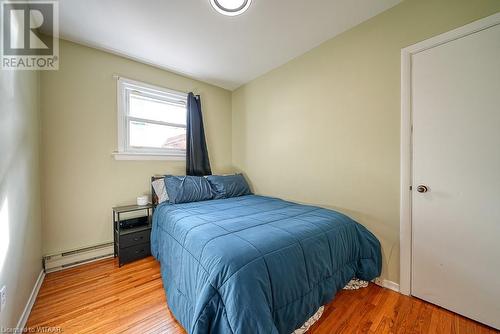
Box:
[114,77,188,160]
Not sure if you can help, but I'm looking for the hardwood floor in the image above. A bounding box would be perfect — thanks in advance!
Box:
[26,257,497,334]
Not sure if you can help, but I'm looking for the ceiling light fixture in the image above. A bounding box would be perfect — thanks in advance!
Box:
[210,0,252,16]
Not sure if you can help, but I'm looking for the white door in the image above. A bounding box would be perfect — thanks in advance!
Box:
[411,22,500,329]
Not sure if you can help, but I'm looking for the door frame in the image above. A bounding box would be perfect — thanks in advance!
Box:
[399,12,500,296]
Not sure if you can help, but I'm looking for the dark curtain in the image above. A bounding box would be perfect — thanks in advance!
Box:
[186,92,212,176]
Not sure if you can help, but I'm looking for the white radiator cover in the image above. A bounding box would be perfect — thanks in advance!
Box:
[43,242,114,273]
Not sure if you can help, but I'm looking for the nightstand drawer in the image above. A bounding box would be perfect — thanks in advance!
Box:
[119,229,150,249]
[120,243,151,265]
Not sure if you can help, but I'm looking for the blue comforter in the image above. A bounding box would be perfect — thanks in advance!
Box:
[152,195,381,334]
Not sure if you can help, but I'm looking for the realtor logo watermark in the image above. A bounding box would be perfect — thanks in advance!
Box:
[1,1,59,70]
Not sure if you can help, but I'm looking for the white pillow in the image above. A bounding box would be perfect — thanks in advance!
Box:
[152,178,169,204]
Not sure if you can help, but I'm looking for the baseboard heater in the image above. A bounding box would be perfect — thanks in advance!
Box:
[43,242,114,273]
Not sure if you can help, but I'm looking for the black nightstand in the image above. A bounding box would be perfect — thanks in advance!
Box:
[112,204,153,267]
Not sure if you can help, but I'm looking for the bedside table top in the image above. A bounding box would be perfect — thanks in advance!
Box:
[112,203,152,213]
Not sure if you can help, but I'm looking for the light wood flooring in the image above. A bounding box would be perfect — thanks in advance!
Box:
[26,257,498,333]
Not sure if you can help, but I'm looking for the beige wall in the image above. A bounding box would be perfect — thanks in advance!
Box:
[0,71,42,327]
[232,0,500,283]
[40,40,233,254]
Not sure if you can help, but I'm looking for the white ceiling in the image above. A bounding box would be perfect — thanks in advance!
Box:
[57,0,401,90]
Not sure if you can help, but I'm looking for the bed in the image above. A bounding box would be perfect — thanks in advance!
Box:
[151,189,381,334]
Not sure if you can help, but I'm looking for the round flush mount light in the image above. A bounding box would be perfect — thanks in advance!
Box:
[210,0,252,16]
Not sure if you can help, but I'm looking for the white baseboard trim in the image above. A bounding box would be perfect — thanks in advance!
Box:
[373,278,400,293]
[16,269,45,331]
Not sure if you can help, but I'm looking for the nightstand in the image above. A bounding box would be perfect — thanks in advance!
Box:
[112,204,153,267]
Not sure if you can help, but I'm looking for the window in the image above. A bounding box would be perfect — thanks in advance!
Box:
[115,78,187,159]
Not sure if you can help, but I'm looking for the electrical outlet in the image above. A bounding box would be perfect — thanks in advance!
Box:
[0,285,6,313]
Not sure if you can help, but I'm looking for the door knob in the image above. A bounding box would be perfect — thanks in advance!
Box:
[416,185,429,193]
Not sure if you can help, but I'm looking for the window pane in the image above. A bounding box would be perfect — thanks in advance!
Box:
[129,93,187,125]
[129,121,186,150]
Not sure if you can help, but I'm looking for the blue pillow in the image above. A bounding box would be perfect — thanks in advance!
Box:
[165,175,215,204]
[207,174,252,199]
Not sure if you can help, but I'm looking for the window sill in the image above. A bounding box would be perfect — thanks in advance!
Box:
[112,152,185,161]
